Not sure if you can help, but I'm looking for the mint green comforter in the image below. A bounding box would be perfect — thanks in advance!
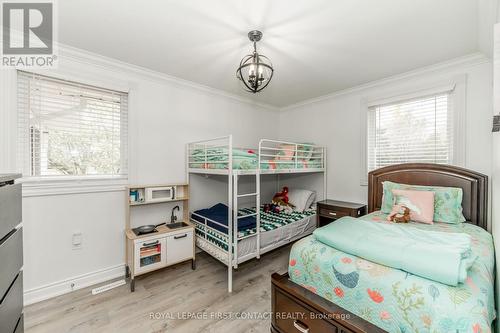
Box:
[313,217,474,286]
[289,211,495,332]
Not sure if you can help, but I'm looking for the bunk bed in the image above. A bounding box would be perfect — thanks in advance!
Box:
[187,135,326,292]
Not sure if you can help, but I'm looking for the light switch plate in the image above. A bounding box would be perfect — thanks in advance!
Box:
[72,232,82,249]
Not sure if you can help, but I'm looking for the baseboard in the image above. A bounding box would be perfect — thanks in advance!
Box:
[24,264,125,305]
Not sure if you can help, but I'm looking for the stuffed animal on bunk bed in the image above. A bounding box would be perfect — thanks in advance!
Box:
[387,204,411,223]
[263,187,295,214]
[272,187,291,205]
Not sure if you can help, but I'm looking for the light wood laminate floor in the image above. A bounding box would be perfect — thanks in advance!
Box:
[25,245,291,333]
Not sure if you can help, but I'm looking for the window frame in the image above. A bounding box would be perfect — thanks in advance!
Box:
[17,70,130,195]
[360,75,466,185]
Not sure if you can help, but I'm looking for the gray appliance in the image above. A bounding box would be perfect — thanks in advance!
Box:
[0,174,23,333]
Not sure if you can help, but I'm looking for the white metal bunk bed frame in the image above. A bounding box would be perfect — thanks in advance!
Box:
[187,135,327,292]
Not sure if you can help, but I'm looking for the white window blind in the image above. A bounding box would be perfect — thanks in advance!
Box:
[367,92,453,172]
[17,71,128,178]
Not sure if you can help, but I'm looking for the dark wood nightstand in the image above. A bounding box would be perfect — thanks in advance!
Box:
[317,200,367,227]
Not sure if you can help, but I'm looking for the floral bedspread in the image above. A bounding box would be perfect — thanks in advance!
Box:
[288,211,495,333]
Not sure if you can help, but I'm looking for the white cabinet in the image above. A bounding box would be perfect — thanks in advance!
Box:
[134,236,167,275]
[127,226,195,291]
[166,231,194,265]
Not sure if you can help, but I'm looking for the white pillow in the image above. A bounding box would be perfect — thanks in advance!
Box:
[288,189,316,212]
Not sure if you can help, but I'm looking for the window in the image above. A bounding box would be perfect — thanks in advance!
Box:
[367,92,454,172]
[17,71,128,178]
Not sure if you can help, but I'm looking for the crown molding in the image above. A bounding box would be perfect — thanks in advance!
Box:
[5,38,489,113]
[281,52,491,111]
[57,43,280,112]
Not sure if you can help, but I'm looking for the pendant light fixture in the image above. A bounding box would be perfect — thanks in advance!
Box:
[236,30,274,93]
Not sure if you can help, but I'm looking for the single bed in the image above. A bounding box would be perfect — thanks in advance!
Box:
[288,211,494,332]
[271,163,492,333]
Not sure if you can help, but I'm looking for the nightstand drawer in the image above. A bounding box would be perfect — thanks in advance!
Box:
[319,207,349,219]
[317,200,367,228]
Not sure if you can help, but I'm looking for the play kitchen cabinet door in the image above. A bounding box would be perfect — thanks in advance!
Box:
[134,237,167,275]
[166,231,193,265]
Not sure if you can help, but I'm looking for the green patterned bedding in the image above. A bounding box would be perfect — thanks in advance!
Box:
[194,207,315,251]
[260,159,323,170]
[189,148,258,170]
[288,211,495,333]
[189,148,323,170]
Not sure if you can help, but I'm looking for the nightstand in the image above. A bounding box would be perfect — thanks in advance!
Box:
[317,200,367,227]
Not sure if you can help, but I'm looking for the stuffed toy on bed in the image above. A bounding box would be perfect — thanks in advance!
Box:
[263,203,293,214]
[272,187,294,208]
[387,204,411,223]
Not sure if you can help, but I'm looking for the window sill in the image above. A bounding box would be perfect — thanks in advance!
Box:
[20,175,128,197]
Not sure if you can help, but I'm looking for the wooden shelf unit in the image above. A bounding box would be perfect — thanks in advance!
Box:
[129,196,189,206]
[125,184,190,229]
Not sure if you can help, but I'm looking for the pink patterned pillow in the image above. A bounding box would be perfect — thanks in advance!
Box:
[391,189,435,224]
[276,144,295,161]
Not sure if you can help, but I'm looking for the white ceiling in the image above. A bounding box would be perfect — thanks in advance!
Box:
[59,0,481,107]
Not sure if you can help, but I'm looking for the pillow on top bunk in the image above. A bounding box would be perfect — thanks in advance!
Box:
[288,189,316,212]
[381,181,466,224]
[276,144,295,161]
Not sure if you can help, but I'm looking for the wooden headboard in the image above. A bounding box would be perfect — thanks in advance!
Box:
[368,163,488,230]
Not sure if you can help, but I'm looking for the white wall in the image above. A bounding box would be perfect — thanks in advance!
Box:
[279,55,493,214]
[0,46,280,304]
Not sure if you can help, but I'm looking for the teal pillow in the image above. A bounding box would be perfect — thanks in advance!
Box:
[381,181,466,224]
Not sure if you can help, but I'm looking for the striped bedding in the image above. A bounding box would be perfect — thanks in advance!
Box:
[193,207,315,251]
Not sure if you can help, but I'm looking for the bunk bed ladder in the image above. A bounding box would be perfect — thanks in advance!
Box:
[233,172,261,271]
[232,174,239,271]
[227,136,233,293]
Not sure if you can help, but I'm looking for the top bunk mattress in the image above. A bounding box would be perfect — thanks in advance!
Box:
[288,211,495,332]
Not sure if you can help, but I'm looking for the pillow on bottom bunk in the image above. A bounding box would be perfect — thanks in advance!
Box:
[288,189,316,212]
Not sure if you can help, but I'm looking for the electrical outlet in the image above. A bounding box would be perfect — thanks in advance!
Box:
[72,232,82,250]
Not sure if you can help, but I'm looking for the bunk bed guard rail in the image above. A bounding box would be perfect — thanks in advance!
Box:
[258,139,325,171]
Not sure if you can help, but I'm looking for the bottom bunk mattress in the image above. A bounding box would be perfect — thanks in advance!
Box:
[288,211,495,333]
[192,205,316,258]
